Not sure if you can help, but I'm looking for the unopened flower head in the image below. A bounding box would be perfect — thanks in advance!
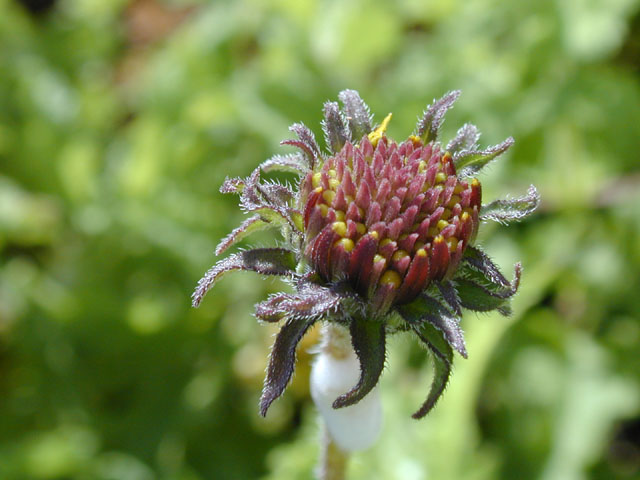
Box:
[301,122,482,314]
[193,90,539,419]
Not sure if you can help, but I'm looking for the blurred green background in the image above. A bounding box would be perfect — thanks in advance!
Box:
[1,0,639,478]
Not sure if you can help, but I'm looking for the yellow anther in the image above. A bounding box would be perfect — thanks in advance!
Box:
[437,219,449,231]
[453,183,465,194]
[314,186,323,194]
[334,210,345,221]
[380,238,394,248]
[319,204,329,217]
[345,195,354,204]
[442,209,452,220]
[428,226,439,237]
[329,178,340,189]
[416,248,427,257]
[418,161,427,173]
[435,172,447,184]
[392,250,409,262]
[369,231,379,240]
[335,238,354,252]
[312,172,323,188]
[356,222,367,235]
[322,190,336,204]
[373,254,386,264]
[447,238,459,253]
[408,135,422,146]
[461,211,470,222]
[448,195,461,207]
[434,235,444,244]
[367,113,393,148]
[471,178,480,188]
[380,270,401,288]
[328,169,337,177]
[332,221,347,237]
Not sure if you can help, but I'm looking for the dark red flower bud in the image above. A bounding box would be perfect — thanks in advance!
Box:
[302,130,482,311]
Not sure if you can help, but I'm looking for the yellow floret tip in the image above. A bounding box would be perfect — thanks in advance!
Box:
[323,190,336,204]
[335,238,354,252]
[392,250,409,262]
[312,172,323,188]
[373,254,386,264]
[332,221,347,237]
[380,270,401,288]
[368,113,393,148]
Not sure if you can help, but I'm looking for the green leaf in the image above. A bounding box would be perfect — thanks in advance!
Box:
[398,295,467,358]
[416,90,461,143]
[480,185,540,224]
[410,321,453,419]
[215,215,272,255]
[332,316,386,409]
[260,316,317,416]
[192,248,297,307]
[255,279,344,323]
[462,245,512,289]
[446,123,480,154]
[338,89,373,141]
[455,137,514,176]
[258,153,309,175]
[455,278,513,316]
[397,298,461,418]
[322,101,350,154]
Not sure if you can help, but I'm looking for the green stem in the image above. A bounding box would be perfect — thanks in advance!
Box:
[317,426,349,480]
[315,324,351,480]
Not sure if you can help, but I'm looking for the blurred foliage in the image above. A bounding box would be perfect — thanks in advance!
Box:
[0,0,639,478]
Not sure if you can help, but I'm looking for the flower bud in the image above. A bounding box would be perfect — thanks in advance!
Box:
[303,135,481,312]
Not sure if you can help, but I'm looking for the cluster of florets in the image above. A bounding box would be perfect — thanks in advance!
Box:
[193,90,539,419]
[301,130,482,313]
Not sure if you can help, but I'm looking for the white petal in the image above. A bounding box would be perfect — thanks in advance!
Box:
[310,346,383,452]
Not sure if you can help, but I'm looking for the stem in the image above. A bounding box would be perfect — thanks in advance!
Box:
[317,426,349,480]
[311,323,383,478]
[315,324,351,480]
